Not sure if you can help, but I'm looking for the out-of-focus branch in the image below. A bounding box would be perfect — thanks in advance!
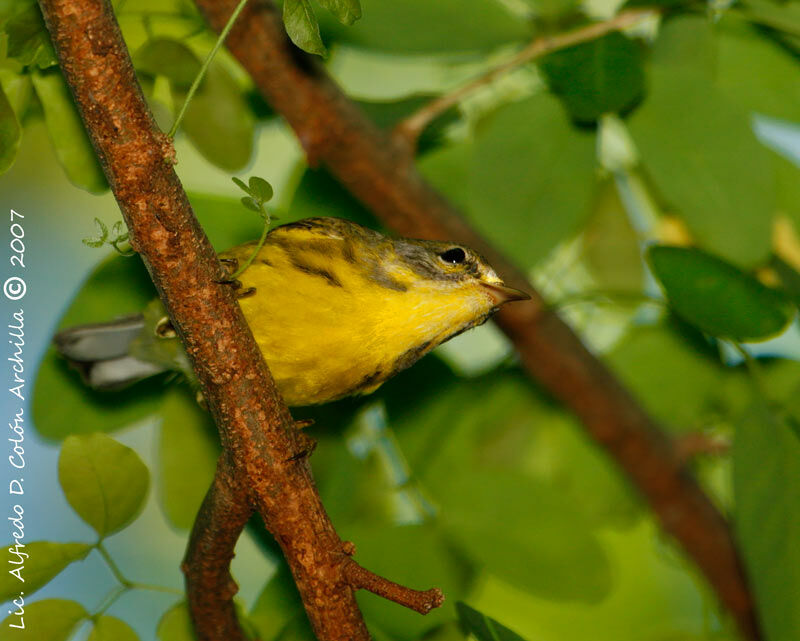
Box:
[38,0,442,638]
[193,1,762,639]
[182,454,252,641]
[394,8,657,150]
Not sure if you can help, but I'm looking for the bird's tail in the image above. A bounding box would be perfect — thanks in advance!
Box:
[53,314,169,390]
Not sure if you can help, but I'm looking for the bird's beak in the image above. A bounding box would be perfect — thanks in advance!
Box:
[482,282,531,305]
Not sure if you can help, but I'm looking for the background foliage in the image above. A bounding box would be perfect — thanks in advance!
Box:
[1,0,800,640]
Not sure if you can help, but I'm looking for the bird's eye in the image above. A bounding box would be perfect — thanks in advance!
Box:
[439,247,466,264]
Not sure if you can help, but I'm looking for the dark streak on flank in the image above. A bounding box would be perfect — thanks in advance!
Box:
[289,256,343,288]
[389,340,432,377]
[356,368,383,392]
[260,256,273,267]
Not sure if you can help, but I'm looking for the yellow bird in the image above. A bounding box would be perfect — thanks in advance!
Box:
[55,217,529,406]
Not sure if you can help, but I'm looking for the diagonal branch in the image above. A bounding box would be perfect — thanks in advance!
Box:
[394,7,657,150]
[193,1,762,639]
[38,1,443,638]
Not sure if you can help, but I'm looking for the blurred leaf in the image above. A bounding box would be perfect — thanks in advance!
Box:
[33,255,161,440]
[342,523,471,640]
[583,179,643,291]
[740,0,800,38]
[630,66,774,266]
[456,602,529,641]
[58,432,149,538]
[650,14,714,77]
[283,0,327,56]
[158,387,219,530]
[133,38,201,88]
[0,81,20,174]
[648,245,793,341]
[289,168,378,228]
[31,70,107,194]
[157,602,194,641]
[716,17,800,121]
[440,469,612,602]
[318,0,530,53]
[607,323,725,429]
[467,93,596,269]
[0,599,86,641]
[88,616,140,641]
[775,153,800,229]
[178,62,255,172]
[541,32,644,123]
[317,0,362,25]
[4,3,56,68]
[0,541,90,602]
[734,402,800,641]
[250,562,308,641]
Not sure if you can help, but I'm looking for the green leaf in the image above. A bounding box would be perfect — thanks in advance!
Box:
[190,191,265,249]
[607,323,727,429]
[649,14,714,77]
[31,70,107,194]
[157,602,195,641]
[441,470,611,602]
[231,176,250,195]
[319,0,529,53]
[248,175,274,203]
[740,0,800,38]
[4,3,57,68]
[241,196,261,212]
[33,255,161,440]
[0,81,20,174]
[647,245,793,341]
[0,541,90,602]
[734,402,800,641]
[467,93,596,269]
[629,66,774,266]
[283,0,327,56]
[317,0,362,25]
[716,17,800,122]
[0,599,87,641]
[158,387,219,530]
[583,179,643,291]
[133,38,202,88]
[178,61,255,171]
[456,602,529,641]
[541,32,644,123]
[58,432,150,537]
[88,616,140,641]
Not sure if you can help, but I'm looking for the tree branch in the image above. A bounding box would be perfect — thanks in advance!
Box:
[38,1,441,638]
[394,8,657,151]
[193,1,762,639]
[182,453,252,641]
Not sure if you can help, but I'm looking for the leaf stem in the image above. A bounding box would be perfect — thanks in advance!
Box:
[168,0,250,138]
[393,7,658,150]
[228,214,270,280]
[96,541,132,588]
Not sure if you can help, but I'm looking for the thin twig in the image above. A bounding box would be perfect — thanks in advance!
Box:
[193,2,762,639]
[344,560,445,615]
[168,0,250,138]
[394,8,657,149]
